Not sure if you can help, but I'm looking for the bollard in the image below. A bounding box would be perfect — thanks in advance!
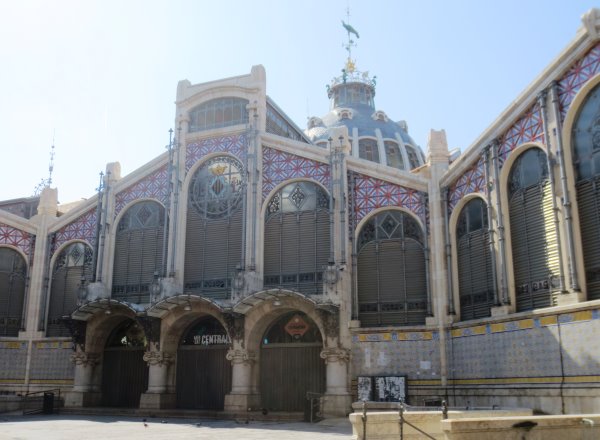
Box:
[362,400,367,440]
[442,400,448,420]
[399,401,404,440]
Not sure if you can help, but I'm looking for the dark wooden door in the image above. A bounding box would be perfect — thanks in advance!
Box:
[260,343,325,412]
[101,347,148,407]
[176,346,231,409]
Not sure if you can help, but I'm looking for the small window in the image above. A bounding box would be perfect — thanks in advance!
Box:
[385,140,404,170]
[189,97,249,132]
[359,138,380,163]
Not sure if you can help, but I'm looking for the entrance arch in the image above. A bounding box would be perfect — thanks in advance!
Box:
[176,316,232,409]
[101,318,149,407]
[260,312,325,412]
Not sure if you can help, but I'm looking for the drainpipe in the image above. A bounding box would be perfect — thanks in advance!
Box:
[249,108,259,271]
[442,188,455,315]
[538,89,566,293]
[423,194,432,317]
[96,171,110,282]
[37,234,54,331]
[328,137,336,266]
[162,129,174,278]
[92,172,103,282]
[349,174,359,320]
[483,146,500,306]
[550,81,580,292]
[169,125,182,277]
[491,140,510,305]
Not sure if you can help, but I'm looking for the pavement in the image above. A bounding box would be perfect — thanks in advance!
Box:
[0,415,353,440]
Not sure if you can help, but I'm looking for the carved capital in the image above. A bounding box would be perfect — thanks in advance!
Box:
[143,351,174,367]
[320,347,350,364]
[70,351,101,367]
[226,349,256,366]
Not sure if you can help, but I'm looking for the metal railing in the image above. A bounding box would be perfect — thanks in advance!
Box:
[360,399,448,440]
[22,389,61,415]
[306,391,323,423]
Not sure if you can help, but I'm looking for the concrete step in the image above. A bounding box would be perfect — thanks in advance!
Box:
[58,406,305,422]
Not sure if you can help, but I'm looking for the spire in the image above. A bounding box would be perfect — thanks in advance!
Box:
[341,7,359,73]
[33,137,56,196]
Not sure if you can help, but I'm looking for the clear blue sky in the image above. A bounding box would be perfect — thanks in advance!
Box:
[0,0,597,203]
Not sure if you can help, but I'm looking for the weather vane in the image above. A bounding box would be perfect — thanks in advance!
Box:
[341,7,359,73]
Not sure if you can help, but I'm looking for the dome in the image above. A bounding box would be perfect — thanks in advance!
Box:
[306,67,425,171]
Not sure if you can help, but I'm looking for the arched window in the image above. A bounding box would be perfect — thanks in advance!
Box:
[189,97,249,132]
[456,198,495,320]
[112,201,166,304]
[359,138,380,163]
[508,147,559,311]
[47,242,93,336]
[385,140,405,170]
[0,247,26,336]
[185,156,245,298]
[357,211,427,327]
[405,145,421,169]
[572,82,600,300]
[264,181,330,295]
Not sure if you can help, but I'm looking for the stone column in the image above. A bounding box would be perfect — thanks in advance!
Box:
[139,351,175,409]
[320,347,352,417]
[224,348,259,412]
[64,351,101,407]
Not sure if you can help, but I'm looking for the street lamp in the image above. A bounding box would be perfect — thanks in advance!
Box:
[77,276,88,305]
[150,271,161,303]
[324,260,339,286]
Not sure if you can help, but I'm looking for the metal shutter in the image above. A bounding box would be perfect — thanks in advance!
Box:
[0,249,26,336]
[576,177,600,300]
[357,242,380,327]
[510,182,559,311]
[457,229,494,320]
[184,207,243,299]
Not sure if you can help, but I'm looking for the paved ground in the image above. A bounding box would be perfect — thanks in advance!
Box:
[0,415,353,440]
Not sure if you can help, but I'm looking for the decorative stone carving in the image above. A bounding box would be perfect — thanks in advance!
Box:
[137,315,162,350]
[70,351,101,367]
[143,351,174,367]
[316,307,340,338]
[320,347,350,365]
[223,312,245,345]
[60,317,87,351]
[226,349,256,366]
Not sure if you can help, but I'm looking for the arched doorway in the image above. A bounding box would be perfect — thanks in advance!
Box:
[176,316,232,410]
[260,312,325,412]
[101,318,149,407]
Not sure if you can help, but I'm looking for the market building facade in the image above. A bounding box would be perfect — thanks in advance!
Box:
[1,9,600,417]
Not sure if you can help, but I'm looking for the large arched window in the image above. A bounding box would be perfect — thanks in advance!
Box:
[572,82,600,300]
[112,201,166,304]
[184,156,245,299]
[357,211,427,327]
[456,198,495,320]
[359,138,380,163]
[508,147,559,311]
[189,97,249,132]
[264,181,330,295]
[0,247,26,336]
[47,242,93,336]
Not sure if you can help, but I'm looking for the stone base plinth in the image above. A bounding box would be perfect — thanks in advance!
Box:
[491,305,512,317]
[64,391,101,408]
[139,392,176,409]
[224,393,261,413]
[556,291,586,306]
[322,393,352,418]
